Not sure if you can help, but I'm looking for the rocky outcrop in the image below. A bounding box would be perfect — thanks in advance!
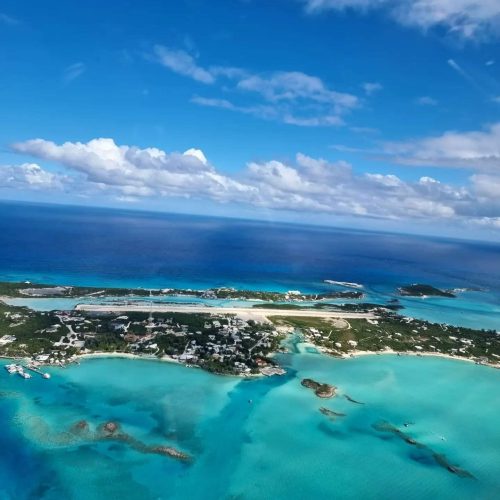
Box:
[301,378,336,398]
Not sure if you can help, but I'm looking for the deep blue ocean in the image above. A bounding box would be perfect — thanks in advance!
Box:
[1,201,500,499]
[1,201,499,329]
[1,201,499,293]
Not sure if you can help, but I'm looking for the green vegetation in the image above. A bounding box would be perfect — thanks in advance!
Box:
[270,313,500,364]
[0,280,362,301]
[398,284,455,298]
[0,298,285,375]
[253,302,404,312]
[0,302,69,356]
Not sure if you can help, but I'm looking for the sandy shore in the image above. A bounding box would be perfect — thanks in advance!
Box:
[77,351,182,365]
[341,349,500,369]
[75,302,375,320]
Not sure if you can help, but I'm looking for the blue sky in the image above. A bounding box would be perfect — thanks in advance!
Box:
[1,0,500,239]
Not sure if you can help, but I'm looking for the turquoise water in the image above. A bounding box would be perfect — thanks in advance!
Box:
[1,350,500,499]
[1,204,500,498]
[4,285,499,331]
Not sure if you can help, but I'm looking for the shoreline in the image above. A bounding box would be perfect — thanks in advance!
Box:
[294,342,500,369]
[3,347,499,374]
[27,351,261,378]
[343,348,500,369]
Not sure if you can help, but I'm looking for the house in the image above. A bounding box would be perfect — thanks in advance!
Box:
[0,335,16,345]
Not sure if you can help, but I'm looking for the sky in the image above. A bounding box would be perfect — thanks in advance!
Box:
[1,0,500,240]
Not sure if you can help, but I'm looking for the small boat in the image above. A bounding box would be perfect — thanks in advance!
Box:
[43,373,51,379]
[19,371,31,379]
[5,364,19,374]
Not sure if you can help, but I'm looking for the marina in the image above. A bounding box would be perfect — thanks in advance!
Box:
[4,363,50,380]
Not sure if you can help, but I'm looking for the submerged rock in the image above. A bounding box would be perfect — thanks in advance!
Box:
[71,420,90,433]
[151,446,191,461]
[344,394,364,405]
[319,407,346,418]
[85,420,192,462]
[372,420,475,479]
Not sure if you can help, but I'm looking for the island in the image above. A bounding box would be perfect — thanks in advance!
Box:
[398,284,456,298]
[301,378,337,398]
[1,280,499,377]
[0,281,363,302]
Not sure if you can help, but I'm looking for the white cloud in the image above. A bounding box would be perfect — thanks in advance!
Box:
[237,72,359,111]
[416,96,438,106]
[153,45,360,127]
[0,163,65,190]
[153,45,215,84]
[245,153,468,219]
[191,95,343,127]
[12,138,255,202]
[472,174,500,198]
[383,122,500,172]
[63,62,86,84]
[191,96,278,120]
[302,0,500,39]
[362,82,383,96]
[9,137,500,229]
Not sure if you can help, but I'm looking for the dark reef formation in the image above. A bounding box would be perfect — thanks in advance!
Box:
[69,420,191,462]
[319,407,346,419]
[344,394,364,405]
[372,421,474,479]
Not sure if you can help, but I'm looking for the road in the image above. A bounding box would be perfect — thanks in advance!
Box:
[75,303,376,319]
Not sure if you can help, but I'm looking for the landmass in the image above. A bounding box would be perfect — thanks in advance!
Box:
[0,281,362,302]
[398,284,456,298]
[301,378,337,398]
[1,280,499,377]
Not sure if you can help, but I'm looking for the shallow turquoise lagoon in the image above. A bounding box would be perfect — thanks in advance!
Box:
[4,285,500,331]
[1,350,500,499]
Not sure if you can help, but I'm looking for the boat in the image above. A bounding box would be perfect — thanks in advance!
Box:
[19,370,31,379]
[5,363,19,374]
[43,373,51,379]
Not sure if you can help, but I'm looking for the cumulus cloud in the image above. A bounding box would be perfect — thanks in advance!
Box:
[302,0,500,39]
[152,45,360,127]
[12,138,255,202]
[246,154,467,219]
[383,122,500,172]
[0,163,66,190]
[9,136,500,229]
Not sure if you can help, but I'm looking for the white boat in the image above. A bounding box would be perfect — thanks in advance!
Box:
[18,370,31,379]
[43,373,51,379]
[5,363,19,374]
